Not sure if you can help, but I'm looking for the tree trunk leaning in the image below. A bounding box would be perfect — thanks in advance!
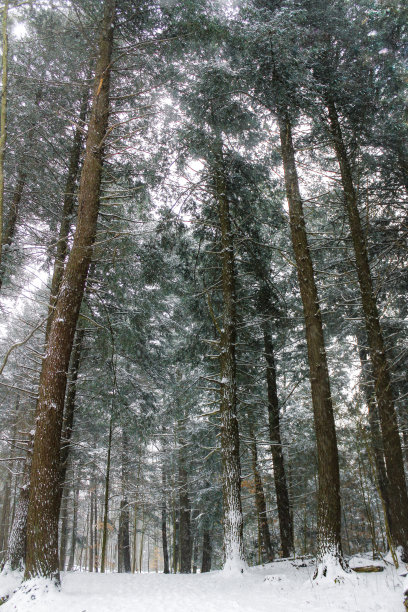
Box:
[24,0,116,582]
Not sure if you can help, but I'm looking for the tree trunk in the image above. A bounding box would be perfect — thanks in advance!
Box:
[0,170,25,291]
[357,334,392,532]
[326,97,408,560]
[3,434,33,571]
[0,479,11,564]
[213,139,245,571]
[201,529,212,573]
[0,0,9,274]
[161,469,169,574]
[67,484,79,571]
[277,108,344,573]
[89,486,94,572]
[173,508,179,573]
[262,322,293,557]
[0,395,20,563]
[59,328,85,503]
[249,425,274,563]
[45,92,88,342]
[179,441,191,573]
[118,430,131,573]
[0,88,40,290]
[94,492,98,572]
[101,415,113,573]
[58,490,69,572]
[24,0,116,582]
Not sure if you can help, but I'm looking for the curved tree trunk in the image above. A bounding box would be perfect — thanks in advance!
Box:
[24,0,116,582]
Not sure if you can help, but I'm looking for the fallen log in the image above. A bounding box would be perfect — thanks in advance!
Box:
[351,565,384,573]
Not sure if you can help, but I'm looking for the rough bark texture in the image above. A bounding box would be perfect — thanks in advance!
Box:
[277,109,344,570]
[262,322,293,557]
[24,0,116,582]
[249,426,274,562]
[213,141,245,571]
[58,327,85,507]
[3,435,33,571]
[326,98,408,559]
[45,94,88,342]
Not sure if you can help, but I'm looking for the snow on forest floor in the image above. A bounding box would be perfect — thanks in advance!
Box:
[0,556,405,612]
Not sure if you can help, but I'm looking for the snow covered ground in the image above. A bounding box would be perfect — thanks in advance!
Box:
[0,556,405,612]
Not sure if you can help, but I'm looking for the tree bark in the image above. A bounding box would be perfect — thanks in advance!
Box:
[101,415,113,573]
[161,468,169,574]
[89,486,94,572]
[357,335,392,530]
[59,490,69,572]
[277,108,344,572]
[326,98,408,560]
[201,529,212,573]
[67,484,79,571]
[58,327,85,507]
[118,430,131,573]
[24,0,116,582]
[45,93,88,342]
[262,321,293,557]
[213,139,245,571]
[3,434,33,571]
[0,395,20,563]
[0,0,9,274]
[248,425,274,562]
[178,444,192,573]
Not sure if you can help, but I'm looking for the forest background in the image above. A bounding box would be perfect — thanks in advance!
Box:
[0,0,406,595]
